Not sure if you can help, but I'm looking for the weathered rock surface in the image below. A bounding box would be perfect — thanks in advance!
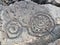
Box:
[48,39,60,45]
[0,1,60,45]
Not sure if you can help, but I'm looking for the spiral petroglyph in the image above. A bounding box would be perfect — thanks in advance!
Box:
[4,18,23,39]
[28,12,55,37]
[0,1,60,45]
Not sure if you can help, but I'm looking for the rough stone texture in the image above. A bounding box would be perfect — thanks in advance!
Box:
[0,1,60,45]
[44,4,60,23]
[48,39,60,45]
[0,5,4,42]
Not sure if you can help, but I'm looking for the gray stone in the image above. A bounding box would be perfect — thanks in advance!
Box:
[48,39,60,45]
[0,1,60,45]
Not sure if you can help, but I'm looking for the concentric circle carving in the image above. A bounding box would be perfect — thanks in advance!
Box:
[4,19,23,39]
[28,13,55,37]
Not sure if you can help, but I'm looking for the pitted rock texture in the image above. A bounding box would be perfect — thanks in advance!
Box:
[48,39,60,45]
[28,11,55,37]
[0,1,60,45]
[0,5,3,31]
[0,0,18,6]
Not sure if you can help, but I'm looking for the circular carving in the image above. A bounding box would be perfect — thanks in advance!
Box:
[28,13,55,37]
[4,19,23,39]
